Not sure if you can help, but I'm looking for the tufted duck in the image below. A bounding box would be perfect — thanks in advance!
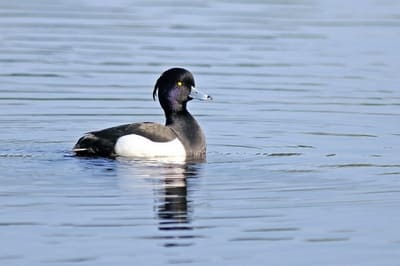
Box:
[73,68,212,161]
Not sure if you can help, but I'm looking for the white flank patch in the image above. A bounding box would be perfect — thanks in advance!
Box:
[114,134,186,161]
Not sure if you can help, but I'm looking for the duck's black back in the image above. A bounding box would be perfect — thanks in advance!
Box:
[74,122,177,157]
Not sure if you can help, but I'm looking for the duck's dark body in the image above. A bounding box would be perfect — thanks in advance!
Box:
[74,122,177,157]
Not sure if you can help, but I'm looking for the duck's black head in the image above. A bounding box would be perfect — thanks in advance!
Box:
[153,68,211,113]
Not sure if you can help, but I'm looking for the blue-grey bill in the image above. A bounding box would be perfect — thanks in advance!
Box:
[190,86,213,101]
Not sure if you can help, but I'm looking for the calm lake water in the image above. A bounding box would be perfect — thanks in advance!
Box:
[1,0,400,265]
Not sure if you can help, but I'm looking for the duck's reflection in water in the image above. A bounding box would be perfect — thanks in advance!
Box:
[118,159,203,247]
[155,163,202,247]
[158,165,191,229]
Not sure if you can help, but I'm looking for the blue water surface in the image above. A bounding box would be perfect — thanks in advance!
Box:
[0,0,400,265]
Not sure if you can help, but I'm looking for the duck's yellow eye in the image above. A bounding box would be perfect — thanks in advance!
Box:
[177,81,183,87]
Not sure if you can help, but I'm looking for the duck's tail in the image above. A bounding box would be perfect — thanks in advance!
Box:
[73,134,115,157]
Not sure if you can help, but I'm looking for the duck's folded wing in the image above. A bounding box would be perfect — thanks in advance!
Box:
[73,122,176,157]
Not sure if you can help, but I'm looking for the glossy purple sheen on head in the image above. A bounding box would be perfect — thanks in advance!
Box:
[168,86,180,101]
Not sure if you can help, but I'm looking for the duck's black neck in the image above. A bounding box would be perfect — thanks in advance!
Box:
[165,109,193,126]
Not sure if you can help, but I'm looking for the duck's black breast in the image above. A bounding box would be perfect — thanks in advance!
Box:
[73,122,177,157]
[166,111,206,160]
